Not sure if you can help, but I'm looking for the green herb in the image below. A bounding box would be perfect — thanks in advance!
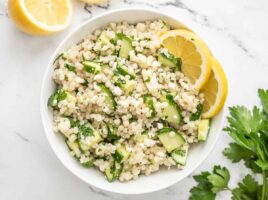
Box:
[113,150,123,163]
[115,63,136,79]
[64,63,76,73]
[67,117,80,128]
[79,123,94,137]
[47,89,67,109]
[190,104,203,121]
[53,53,66,64]
[190,89,268,200]
[143,94,156,118]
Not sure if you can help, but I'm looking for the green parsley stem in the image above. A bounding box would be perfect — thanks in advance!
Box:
[261,170,267,200]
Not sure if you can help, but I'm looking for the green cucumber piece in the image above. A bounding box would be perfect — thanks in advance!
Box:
[48,89,76,109]
[143,94,156,118]
[119,35,133,58]
[198,119,210,141]
[106,123,120,141]
[97,83,116,112]
[162,94,181,125]
[133,134,148,143]
[171,145,189,165]
[105,162,122,182]
[116,63,135,79]
[81,157,94,168]
[64,63,76,73]
[77,123,102,152]
[113,144,130,163]
[98,31,112,45]
[66,139,81,158]
[112,74,136,95]
[83,61,102,74]
[158,50,181,70]
[157,128,186,153]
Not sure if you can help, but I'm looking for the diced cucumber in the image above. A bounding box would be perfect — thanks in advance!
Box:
[48,89,76,109]
[106,123,120,141]
[110,33,125,45]
[158,49,181,70]
[64,63,76,73]
[113,143,130,163]
[112,74,136,95]
[133,134,148,143]
[98,31,112,45]
[105,162,122,182]
[116,63,135,79]
[97,83,117,112]
[83,61,102,74]
[162,94,181,125]
[157,128,186,153]
[143,94,156,118]
[198,119,210,141]
[122,80,136,94]
[66,139,81,158]
[77,123,102,152]
[119,35,133,58]
[190,104,203,121]
[171,145,189,165]
[81,157,94,168]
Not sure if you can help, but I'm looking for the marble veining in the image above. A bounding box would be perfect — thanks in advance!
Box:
[1,0,268,199]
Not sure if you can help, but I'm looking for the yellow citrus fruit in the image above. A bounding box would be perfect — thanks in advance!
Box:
[8,0,73,36]
[160,29,212,90]
[201,57,228,118]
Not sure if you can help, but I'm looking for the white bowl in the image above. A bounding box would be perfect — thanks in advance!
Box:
[40,8,225,195]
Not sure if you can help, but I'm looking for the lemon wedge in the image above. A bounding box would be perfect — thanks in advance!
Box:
[160,30,212,90]
[201,57,228,118]
[8,0,73,36]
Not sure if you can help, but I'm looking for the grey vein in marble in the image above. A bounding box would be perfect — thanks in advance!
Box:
[123,0,158,8]
[13,131,30,142]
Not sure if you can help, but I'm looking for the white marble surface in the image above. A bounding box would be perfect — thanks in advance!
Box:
[0,0,268,199]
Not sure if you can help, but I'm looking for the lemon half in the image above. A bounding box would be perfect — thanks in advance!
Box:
[160,29,212,90]
[8,0,73,36]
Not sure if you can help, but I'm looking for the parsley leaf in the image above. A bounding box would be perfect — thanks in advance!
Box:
[190,172,216,200]
[223,143,255,163]
[231,174,260,200]
[223,143,262,173]
[207,166,230,193]
[258,89,268,115]
[190,166,230,200]
[224,106,266,151]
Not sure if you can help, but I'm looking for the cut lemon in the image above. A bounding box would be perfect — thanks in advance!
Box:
[160,30,212,90]
[8,0,73,36]
[201,57,228,118]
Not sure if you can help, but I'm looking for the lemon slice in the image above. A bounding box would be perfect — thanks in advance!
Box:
[201,57,228,118]
[160,30,212,90]
[8,0,73,36]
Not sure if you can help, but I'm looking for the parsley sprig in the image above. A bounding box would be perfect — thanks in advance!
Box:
[190,89,268,200]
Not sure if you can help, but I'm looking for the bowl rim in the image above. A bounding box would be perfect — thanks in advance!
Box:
[40,7,225,195]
